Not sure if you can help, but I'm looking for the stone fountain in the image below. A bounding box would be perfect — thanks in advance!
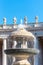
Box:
[4,25,39,65]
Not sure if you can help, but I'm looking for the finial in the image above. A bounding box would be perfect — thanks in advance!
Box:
[20,19,23,24]
[24,16,27,24]
[18,19,24,30]
[35,16,38,24]
[13,17,17,24]
[3,17,6,25]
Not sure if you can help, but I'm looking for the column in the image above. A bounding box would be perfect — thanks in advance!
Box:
[21,38,27,48]
[2,38,7,65]
[12,40,17,62]
[12,40,17,48]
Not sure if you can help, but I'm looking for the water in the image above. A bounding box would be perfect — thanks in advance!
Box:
[34,37,39,65]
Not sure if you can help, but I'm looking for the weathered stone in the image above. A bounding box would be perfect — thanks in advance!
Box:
[13,60,30,65]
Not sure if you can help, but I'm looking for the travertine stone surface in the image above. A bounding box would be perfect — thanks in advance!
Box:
[13,59,30,65]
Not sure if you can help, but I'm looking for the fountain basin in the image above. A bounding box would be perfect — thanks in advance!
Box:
[4,48,39,58]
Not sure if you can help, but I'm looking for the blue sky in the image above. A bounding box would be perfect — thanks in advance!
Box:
[0,0,43,24]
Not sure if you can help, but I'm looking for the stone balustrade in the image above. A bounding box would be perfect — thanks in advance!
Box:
[0,22,43,30]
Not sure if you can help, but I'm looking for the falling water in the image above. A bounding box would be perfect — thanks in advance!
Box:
[34,37,39,65]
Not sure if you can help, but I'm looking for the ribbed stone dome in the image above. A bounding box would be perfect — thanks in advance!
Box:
[11,28,35,40]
